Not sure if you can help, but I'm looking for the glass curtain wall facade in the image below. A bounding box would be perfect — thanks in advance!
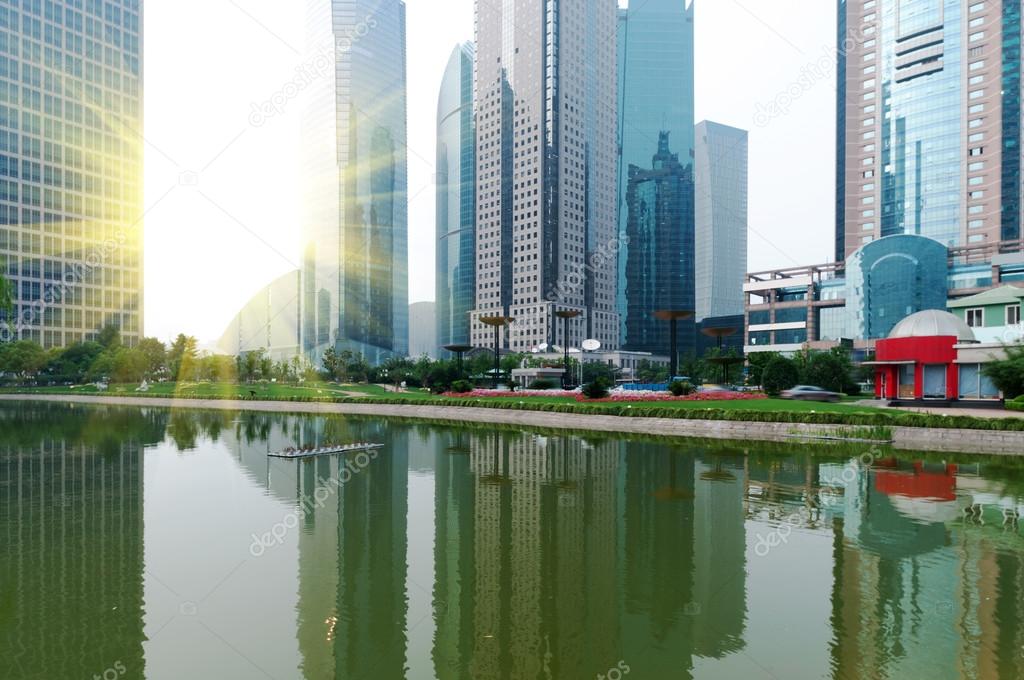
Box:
[301,0,409,364]
[0,0,144,348]
[470,0,620,353]
[623,132,695,355]
[695,120,748,321]
[836,0,1023,261]
[436,42,475,353]
[617,0,695,341]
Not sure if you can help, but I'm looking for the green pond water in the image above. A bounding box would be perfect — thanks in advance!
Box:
[1,402,1024,680]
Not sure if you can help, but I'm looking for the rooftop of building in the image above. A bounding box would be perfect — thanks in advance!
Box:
[888,310,977,343]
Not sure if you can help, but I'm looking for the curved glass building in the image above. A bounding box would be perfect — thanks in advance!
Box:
[301,0,409,364]
[435,43,475,354]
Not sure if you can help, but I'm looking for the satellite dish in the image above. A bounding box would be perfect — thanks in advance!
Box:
[582,339,601,351]
[531,346,540,353]
[538,343,549,352]
[551,345,563,353]
[569,348,582,354]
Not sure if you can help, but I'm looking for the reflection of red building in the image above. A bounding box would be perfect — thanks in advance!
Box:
[875,462,958,501]
[868,310,1001,403]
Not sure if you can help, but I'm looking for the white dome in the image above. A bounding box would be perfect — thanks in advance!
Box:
[888,310,976,342]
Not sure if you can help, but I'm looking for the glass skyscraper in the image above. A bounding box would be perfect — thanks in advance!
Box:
[0,0,144,348]
[695,120,748,322]
[470,0,620,353]
[435,42,475,354]
[836,0,1023,261]
[301,0,409,364]
[624,132,695,355]
[617,0,695,341]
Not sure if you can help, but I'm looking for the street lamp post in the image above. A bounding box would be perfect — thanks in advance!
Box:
[479,316,514,389]
[443,344,473,381]
[653,310,694,380]
[554,310,582,389]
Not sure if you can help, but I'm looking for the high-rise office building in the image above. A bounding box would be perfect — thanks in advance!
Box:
[617,0,695,340]
[836,0,1023,262]
[301,0,409,364]
[436,42,475,354]
[695,120,748,321]
[623,132,695,355]
[0,0,144,348]
[470,0,620,353]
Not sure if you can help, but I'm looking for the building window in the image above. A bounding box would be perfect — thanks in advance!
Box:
[966,308,985,328]
[1008,305,1021,326]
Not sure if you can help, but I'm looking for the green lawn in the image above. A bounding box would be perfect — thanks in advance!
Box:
[0,381,883,414]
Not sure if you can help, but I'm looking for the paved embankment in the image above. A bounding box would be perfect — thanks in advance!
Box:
[2,394,1023,456]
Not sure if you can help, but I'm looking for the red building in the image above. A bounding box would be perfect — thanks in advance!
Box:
[869,310,1004,403]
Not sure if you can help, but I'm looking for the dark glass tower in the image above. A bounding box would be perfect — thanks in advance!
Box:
[436,43,476,353]
[617,0,695,342]
[623,132,695,356]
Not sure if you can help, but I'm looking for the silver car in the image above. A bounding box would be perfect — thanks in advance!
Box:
[780,385,842,403]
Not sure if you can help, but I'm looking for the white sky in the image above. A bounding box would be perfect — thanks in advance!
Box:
[143,0,837,345]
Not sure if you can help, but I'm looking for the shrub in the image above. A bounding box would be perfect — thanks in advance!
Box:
[528,378,559,390]
[762,356,799,396]
[449,379,474,394]
[668,380,694,397]
[581,378,611,400]
[984,345,1024,399]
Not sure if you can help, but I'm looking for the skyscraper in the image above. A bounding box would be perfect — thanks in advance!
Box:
[470,0,620,353]
[617,0,695,340]
[301,0,409,364]
[836,0,1023,262]
[695,120,748,321]
[0,0,144,348]
[436,42,476,354]
[623,132,695,355]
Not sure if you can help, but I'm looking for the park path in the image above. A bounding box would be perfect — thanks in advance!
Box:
[854,399,1024,419]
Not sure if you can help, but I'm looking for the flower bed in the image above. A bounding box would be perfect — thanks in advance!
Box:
[576,391,767,403]
[443,389,579,398]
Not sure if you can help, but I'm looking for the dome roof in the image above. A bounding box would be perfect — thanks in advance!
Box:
[888,310,976,342]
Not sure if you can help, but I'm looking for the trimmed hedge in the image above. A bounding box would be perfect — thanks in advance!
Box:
[1008,396,1024,413]
[6,390,1024,432]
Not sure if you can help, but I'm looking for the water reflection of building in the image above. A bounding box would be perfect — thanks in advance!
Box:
[0,404,165,679]
[291,423,411,680]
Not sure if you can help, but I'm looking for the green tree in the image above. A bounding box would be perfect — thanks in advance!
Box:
[984,345,1024,399]
[137,337,167,379]
[45,341,104,383]
[801,350,852,393]
[635,360,669,384]
[762,356,799,396]
[0,340,46,379]
[168,334,199,382]
[96,324,122,350]
[0,269,14,336]
[582,359,617,385]
[747,352,780,388]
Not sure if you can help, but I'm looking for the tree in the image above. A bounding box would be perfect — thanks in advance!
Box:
[96,324,122,350]
[984,345,1024,399]
[0,269,13,333]
[747,352,780,388]
[137,338,168,379]
[168,334,199,382]
[635,360,669,383]
[762,356,799,396]
[801,350,853,394]
[0,340,46,379]
[44,341,104,383]
[582,359,618,386]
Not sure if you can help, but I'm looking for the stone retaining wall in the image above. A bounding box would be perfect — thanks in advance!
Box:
[2,394,1022,456]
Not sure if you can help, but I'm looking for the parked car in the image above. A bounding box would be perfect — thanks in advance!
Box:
[780,385,842,403]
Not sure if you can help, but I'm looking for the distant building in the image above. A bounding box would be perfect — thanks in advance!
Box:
[835,0,1023,260]
[695,121,748,321]
[470,0,620,353]
[301,0,409,364]
[409,301,437,358]
[217,271,301,362]
[947,285,1024,345]
[744,235,1024,356]
[617,0,696,340]
[623,132,695,357]
[436,43,476,354]
[0,0,144,348]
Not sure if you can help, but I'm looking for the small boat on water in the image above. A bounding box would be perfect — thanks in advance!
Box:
[269,443,384,459]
